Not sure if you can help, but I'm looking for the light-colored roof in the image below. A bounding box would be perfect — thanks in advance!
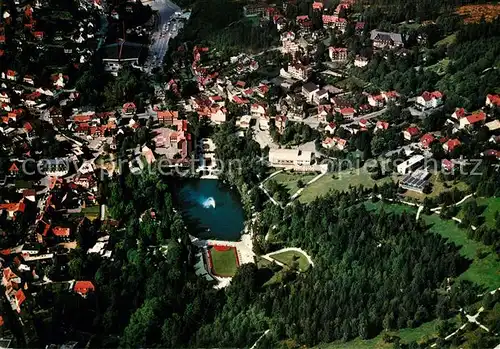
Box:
[485,119,500,131]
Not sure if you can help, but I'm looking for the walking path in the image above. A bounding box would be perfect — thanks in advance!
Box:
[431,306,491,347]
[250,329,270,349]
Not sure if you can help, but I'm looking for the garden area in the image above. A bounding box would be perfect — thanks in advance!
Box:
[268,250,311,272]
[207,245,240,277]
[403,174,469,201]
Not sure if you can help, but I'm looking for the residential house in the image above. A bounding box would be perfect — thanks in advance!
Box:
[322,15,347,32]
[459,111,486,129]
[302,82,319,103]
[370,30,403,49]
[375,121,389,132]
[312,1,323,10]
[339,107,355,119]
[317,104,333,120]
[268,149,314,167]
[157,110,178,125]
[0,91,10,104]
[322,136,347,150]
[329,47,348,62]
[451,108,466,120]
[250,103,267,118]
[5,70,17,81]
[354,55,369,67]
[73,281,95,298]
[325,122,336,134]
[52,226,70,239]
[73,173,96,190]
[442,159,456,172]
[368,94,385,108]
[282,62,312,81]
[420,133,435,148]
[403,126,420,140]
[485,94,500,108]
[485,119,500,132]
[416,91,443,109]
[122,102,136,115]
[443,138,461,152]
[383,91,399,103]
[23,75,35,85]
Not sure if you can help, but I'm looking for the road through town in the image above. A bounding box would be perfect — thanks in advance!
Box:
[145,0,181,71]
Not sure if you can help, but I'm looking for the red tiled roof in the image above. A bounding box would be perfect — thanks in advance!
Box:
[420,133,435,147]
[52,226,70,237]
[466,111,486,124]
[15,289,26,308]
[445,139,461,152]
[487,94,500,106]
[406,127,420,136]
[73,281,95,295]
[453,108,466,119]
[421,91,443,101]
[9,163,19,172]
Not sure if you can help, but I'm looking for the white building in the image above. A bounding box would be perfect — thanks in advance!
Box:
[416,91,443,109]
[268,149,314,167]
[396,155,425,175]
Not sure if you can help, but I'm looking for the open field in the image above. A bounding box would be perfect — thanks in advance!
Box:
[209,246,239,277]
[268,250,310,272]
[456,4,500,23]
[269,172,316,195]
[299,171,392,203]
[316,318,452,349]
[457,196,500,229]
[403,175,468,201]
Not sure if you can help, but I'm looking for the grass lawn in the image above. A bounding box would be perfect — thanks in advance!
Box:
[457,196,500,229]
[425,58,450,76]
[316,318,454,349]
[436,33,457,47]
[299,171,393,203]
[81,205,100,220]
[209,246,239,277]
[364,200,417,215]
[403,175,468,201]
[268,250,310,272]
[270,172,317,195]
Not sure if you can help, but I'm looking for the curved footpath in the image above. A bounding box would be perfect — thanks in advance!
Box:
[262,247,315,268]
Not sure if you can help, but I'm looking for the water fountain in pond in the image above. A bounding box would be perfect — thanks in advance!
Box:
[202,197,216,208]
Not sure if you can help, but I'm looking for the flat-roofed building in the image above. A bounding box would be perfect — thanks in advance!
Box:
[396,154,425,175]
[269,149,314,167]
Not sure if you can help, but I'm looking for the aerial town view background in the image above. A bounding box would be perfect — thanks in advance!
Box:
[0,0,499,347]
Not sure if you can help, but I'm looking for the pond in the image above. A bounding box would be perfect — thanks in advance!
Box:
[171,179,245,241]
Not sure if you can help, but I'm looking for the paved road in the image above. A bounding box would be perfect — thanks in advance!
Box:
[145,0,181,72]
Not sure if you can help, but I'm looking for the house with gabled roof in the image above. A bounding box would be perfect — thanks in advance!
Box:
[73,281,95,298]
[416,91,443,109]
[459,111,486,129]
[403,126,420,140]
[486,94,500,108]
[420,133,435,148]
[443,138,461,153]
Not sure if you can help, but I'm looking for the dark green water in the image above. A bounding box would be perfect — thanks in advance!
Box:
[172,179,245,241]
